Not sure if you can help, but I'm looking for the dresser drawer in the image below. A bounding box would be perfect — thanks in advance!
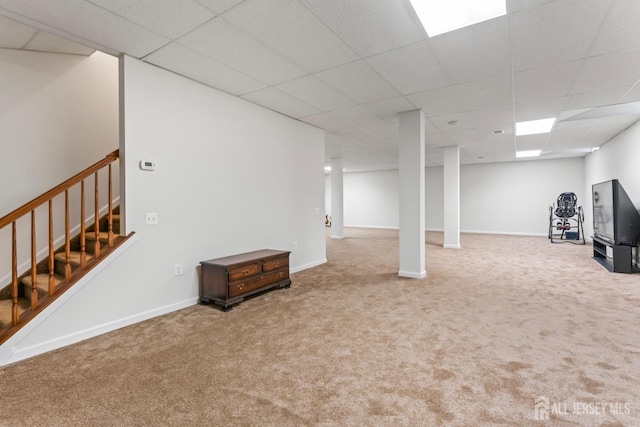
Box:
[227,263,260,281]
[228,269,289,298]
[263,256,289,272]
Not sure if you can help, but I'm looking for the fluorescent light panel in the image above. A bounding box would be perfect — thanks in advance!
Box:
[516,150,541,158]
[515,118,556,136]
[409,0,507,37]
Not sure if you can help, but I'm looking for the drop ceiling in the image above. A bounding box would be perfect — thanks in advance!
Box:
[1,0,639,172]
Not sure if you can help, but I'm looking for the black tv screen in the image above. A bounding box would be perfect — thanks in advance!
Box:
[592,179,640,246]
[593,181,614,244]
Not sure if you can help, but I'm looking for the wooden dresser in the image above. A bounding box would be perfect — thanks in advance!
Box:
[199,249,291,311]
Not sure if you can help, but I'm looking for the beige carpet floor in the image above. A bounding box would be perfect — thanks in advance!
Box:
[0,228,639,426]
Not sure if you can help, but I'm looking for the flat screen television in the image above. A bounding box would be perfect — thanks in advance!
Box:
[592,179,640,246]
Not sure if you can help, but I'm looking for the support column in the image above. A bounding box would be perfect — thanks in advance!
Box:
[330,157,344,240]
[443,146,460,249]
[398,110,426,278]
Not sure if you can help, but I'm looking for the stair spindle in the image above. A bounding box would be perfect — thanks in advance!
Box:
[31,211,38,310]
[80,180,87,268]
[12,222,18,326]
[0,149,122,345]
[49,199,55,296]
[108,164,113,246]
[94,172,100,258]
[65,190,71,282]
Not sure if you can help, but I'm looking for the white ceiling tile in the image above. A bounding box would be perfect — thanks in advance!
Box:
[516,133,548,150]
[430,112,476,132]
[563,86,629,110]
[510,0,612,71]
[195,0,244,14]
[328,106,389,131]
[490,152,519,163]
[590,0,640,56]
[430,16,510,84]
[316,60,400,104]
[360,97,416,122]
[424,132,452,148]
[223,0,357,72]
[507,0,557,13]
[364,123,399,140]
[276,75,355,111]
[469,105,514,128]
[178,18,307,85]
[87,0,215,39]
[241,87,320,118]
[445,127,493,144]
[593,113,640,130]
[621,84,640,103]
[144,42,267,96]
[514,60,582,103]
[300,113,352,132]
[547,121,592,149]
[0,15,36,48]
[300,0,424,57]
[570,49,640,95]
[424,119,441,134]
[454,74,513,111]
[515,97,566,122]
[545,136,583,151]
[0,0,171,57]
[366,41,449,95]
[25,31,95,55]
[406,86,464,117]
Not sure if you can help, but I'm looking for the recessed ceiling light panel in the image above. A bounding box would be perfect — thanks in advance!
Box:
[515,118,556,136]
[516,150,542,158]
[409,0,507,37]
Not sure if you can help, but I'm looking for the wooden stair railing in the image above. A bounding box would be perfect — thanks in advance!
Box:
[0,149,132,344]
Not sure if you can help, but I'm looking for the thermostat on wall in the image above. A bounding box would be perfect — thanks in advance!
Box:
[139,160,156,171]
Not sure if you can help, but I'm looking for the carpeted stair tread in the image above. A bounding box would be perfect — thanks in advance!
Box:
[0,298,29,329]
[21,274,64,302]
[54,251,95,266]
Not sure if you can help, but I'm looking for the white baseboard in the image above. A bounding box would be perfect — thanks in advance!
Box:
[461,229,548,237]
[291,258,327,274]
[398,270,427,279]
[0,233,137,367]
[345,225,399,230]
[443,244,461,249]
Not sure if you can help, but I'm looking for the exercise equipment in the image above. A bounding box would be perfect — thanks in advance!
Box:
[548,192,585,244]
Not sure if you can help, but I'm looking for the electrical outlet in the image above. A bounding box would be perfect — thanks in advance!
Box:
[293,241,298,250]
[146,212,158,225]
[174,263,183,276]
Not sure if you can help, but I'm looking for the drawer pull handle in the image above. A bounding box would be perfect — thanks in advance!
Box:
[279,272,284,277]
[237,283,245,290]
[242,270,249,276]
[274,262,279,267]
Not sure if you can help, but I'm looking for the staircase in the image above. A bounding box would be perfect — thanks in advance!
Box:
[0,150,134,345]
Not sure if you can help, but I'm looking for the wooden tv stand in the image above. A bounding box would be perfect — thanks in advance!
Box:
[199,249,291,311]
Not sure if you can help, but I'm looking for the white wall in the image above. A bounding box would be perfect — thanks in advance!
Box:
[584,120,640,238]
[344,169,399,228]
[325,167,444,230]
[325,157,585,236]
[4,55,326,363]
[0,49,119,287]
[461,158,584,235]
